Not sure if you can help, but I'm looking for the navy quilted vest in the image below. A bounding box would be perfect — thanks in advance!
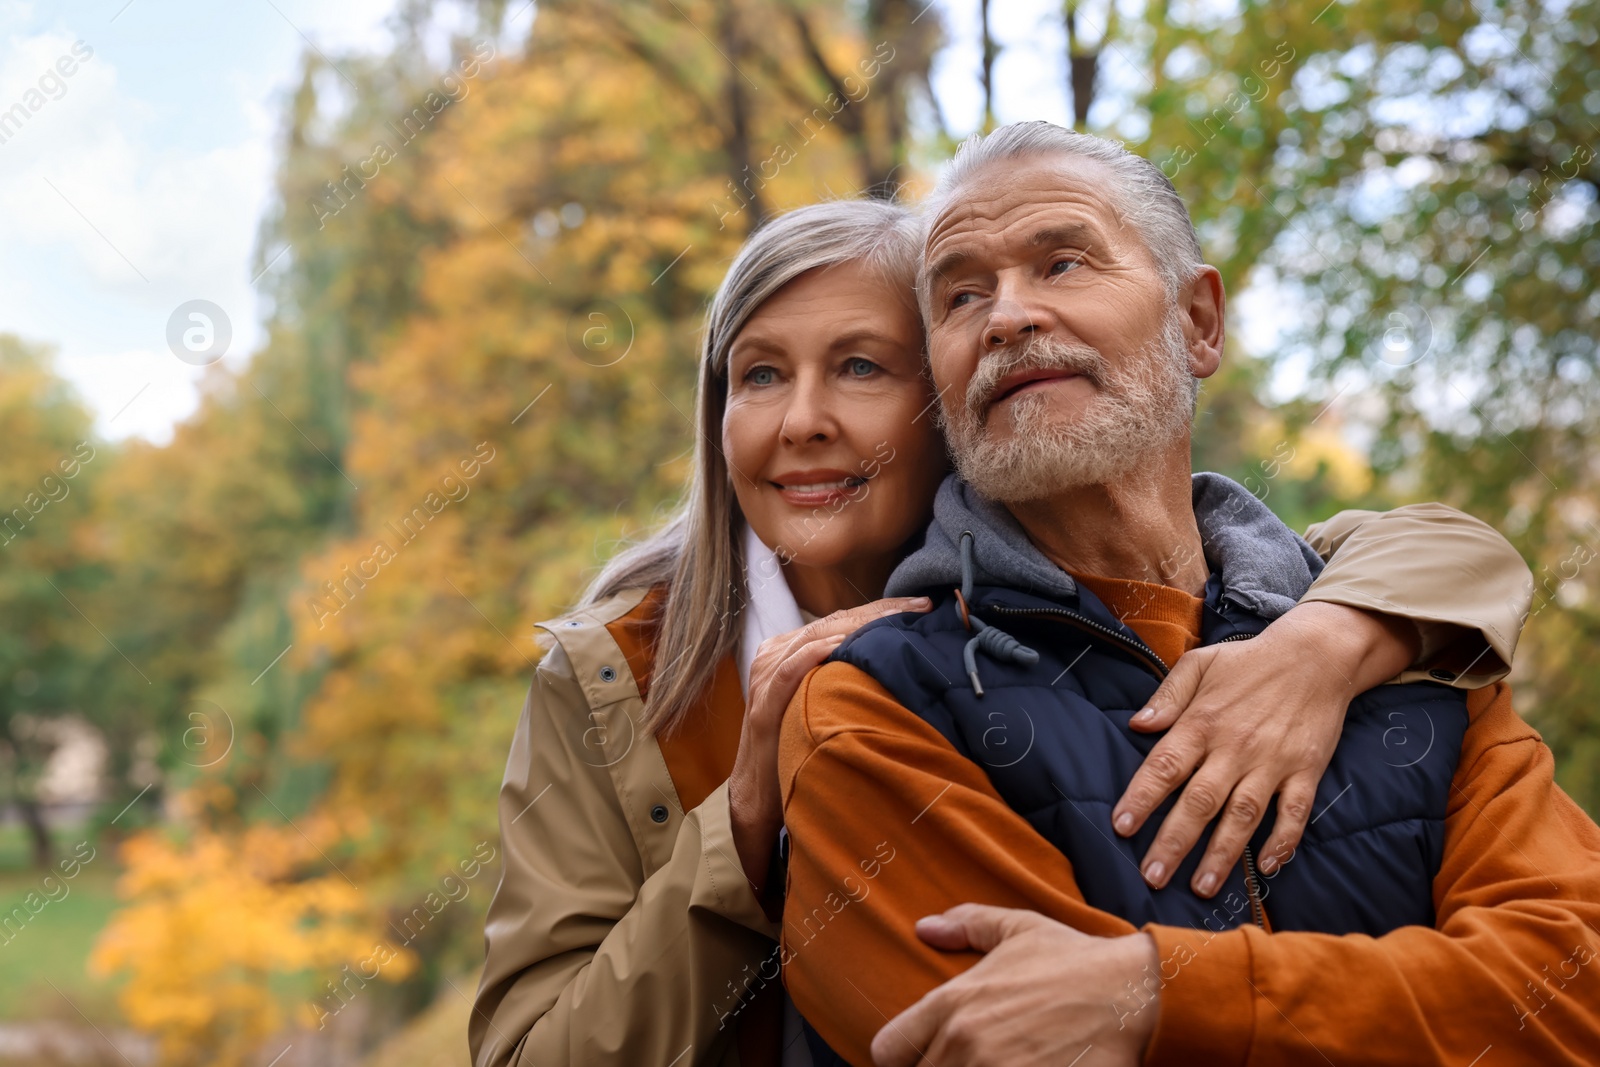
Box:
[829,574,1469,935]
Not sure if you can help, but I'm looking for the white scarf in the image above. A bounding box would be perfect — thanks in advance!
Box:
[737,519,807,698]
[736,519,815,1067]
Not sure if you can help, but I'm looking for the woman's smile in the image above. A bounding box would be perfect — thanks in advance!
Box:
[770,467,872,507]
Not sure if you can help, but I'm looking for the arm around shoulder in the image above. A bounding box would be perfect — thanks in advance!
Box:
[1303,502,1533,687]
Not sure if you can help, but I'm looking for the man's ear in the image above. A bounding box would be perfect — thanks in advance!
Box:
[1181,266,1225,379]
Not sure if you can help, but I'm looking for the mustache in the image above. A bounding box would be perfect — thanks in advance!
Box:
[965,336,1108,421]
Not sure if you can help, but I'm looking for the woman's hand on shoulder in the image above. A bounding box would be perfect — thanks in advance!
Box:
[728,596,931,892]
[1109,601,1420,898]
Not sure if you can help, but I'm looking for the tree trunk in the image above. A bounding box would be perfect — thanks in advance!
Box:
[980,0,997,129]
[18,796,52,869]
[717,0,765,231]
[1063,3,1099,129]
[1070,51,1098,127]
[861,0,924,196]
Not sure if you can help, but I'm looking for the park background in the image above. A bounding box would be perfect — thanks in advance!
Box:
[3,0,1598,1063]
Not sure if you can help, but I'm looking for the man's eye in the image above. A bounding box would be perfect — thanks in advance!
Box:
[848,358,878,377]
[1049,257,1081,276]
[747,366,777,386]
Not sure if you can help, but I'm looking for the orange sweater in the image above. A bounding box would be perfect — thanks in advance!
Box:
[1072,572,1205,668]
[777,583,1600,1066]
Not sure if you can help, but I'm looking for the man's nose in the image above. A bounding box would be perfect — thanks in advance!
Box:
[982,276,1044,351]
[983,299,1041,351]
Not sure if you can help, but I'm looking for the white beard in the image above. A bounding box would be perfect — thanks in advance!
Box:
[940,313,1197,503]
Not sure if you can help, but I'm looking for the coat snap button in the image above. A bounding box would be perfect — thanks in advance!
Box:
[599,665,618,682]
[650,804,669,823]
[1429,668,1458,682]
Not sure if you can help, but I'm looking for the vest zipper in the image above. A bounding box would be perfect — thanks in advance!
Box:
[1242,845,1270,930]
[984,604,1263,680]
[984,604,1170,679]
[990,600,1272,928]
[1218,629,1269,930]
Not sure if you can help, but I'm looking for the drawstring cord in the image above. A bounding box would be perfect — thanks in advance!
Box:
[957,531,1039,696]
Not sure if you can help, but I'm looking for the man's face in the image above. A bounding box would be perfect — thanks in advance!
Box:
[924,153,1216,501]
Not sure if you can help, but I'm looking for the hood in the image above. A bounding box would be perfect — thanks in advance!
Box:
[884,471,1324,620]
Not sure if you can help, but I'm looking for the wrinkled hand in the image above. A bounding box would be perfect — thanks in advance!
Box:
[728,596,930,891]
[872,904,1157,1067]
[1112,601,1420,895]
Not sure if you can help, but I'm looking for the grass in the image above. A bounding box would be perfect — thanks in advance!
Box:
[0,823,122,1021]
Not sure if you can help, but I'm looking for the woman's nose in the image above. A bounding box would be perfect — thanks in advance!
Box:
[779,376,839,444]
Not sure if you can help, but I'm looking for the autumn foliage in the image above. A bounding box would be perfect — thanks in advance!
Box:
[91,810,412,1067]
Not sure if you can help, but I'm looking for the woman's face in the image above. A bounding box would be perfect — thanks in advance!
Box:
[723,259,948,602]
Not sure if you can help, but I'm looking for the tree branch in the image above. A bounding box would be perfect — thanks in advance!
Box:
[786,7,866,137]
[558,0,728,138]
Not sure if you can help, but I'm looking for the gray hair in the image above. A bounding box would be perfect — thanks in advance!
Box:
[582,198,923,735]
[919,121,1205,321]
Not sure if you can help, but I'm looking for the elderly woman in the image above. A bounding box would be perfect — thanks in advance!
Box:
[469,199,1529,1067]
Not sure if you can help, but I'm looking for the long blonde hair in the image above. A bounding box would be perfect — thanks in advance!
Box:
[581,198,924,735]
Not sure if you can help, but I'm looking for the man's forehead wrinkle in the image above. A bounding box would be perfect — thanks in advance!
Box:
[929,198,1113,275]
[924,158,1131,287]
[927,193,1010,258]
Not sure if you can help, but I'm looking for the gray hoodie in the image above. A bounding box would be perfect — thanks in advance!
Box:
[884,471,1325,619]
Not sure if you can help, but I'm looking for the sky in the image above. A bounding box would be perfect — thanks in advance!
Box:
[1,0,401,441]
[1,0,1243,444]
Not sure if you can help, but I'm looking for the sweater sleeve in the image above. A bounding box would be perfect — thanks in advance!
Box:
[1302,503,1532,688]
[1144,682,1600,1067]
[471,642,776,1067]
[778,661,1137,1067]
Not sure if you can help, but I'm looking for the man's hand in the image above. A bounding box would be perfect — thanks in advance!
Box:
[871,904,1160,1067]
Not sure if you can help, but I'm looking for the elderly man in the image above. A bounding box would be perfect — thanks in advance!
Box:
[776,122,1600,1066]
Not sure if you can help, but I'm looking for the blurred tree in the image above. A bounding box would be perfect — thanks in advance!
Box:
[0,336,101,868]
[1062,0,1111,129]
[90,806,409,1067]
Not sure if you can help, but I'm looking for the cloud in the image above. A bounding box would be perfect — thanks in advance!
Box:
[0,27,268,442]
[54,348,205,447]
[0,31,272,293]
[0,2,394,442]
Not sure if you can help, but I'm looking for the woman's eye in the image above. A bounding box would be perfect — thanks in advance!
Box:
[949,291,975,309]
[847,357,878,377]
[746,366,777,386]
